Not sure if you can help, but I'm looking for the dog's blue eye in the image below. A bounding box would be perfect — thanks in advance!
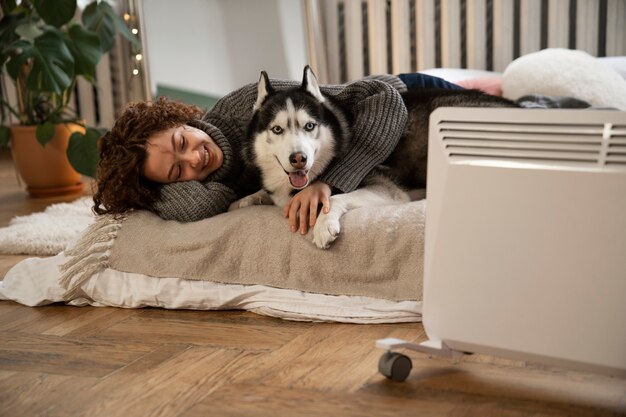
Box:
[304,122,316,131]
[271,126,283,134]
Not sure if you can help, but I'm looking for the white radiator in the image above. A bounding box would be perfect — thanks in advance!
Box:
[305,0,626,84]
[377,108,626,380]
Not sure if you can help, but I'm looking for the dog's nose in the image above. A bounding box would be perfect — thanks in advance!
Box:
[289,152,307,169]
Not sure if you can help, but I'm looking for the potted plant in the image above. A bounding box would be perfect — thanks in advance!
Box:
[0,0,138,196]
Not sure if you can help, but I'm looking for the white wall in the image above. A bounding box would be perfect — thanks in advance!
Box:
[277,0,308,82]
[142,0,308,98]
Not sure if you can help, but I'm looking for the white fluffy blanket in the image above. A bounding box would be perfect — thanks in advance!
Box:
[0,198,95,256]
[502,48,626,110]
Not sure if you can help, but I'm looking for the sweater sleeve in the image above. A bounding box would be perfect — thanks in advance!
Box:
[363,74,408,93]
[318,80,408,192]
[152,180,238,222]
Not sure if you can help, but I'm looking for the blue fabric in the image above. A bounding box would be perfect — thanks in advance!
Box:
[398,73,464,90]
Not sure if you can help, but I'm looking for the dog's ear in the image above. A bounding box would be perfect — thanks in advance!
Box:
[253,71,274,111]
[301,65,325,103]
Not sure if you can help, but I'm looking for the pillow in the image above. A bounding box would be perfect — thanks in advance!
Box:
[0,253,422,323]
[502,48,626,110]
[456,77,503,96]
[420,68,502,83]
[598,56,626,80]
[0,199,426,323]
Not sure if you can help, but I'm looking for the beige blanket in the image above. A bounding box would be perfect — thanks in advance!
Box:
[60,200,425,302]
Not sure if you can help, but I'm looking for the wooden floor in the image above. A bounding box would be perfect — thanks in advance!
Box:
[0,149,625,417]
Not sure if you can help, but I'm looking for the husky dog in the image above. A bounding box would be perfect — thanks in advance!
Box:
[235,66,516,248]
[386,87,518,189]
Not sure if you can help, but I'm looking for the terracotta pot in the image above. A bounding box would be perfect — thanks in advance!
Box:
[10,124,85,197]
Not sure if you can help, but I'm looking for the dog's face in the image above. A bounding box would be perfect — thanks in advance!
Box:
[249,66,336,192]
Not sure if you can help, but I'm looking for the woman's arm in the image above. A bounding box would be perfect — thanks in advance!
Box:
[318,80,408,192]
[152,181,238,222]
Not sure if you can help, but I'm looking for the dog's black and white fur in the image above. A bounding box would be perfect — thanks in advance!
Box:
[232,66,517,248]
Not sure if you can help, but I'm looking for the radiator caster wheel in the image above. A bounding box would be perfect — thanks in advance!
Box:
[378,351,412,382]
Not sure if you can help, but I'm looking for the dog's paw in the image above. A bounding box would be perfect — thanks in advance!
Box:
[228,196,254,211]
[230,190,273,211]
[312,215,341,249]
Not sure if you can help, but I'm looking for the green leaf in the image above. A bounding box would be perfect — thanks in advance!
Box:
[102,2,140,49]
[0,125,11,147]
[0,11,27,53]
[4,39,33,79]
[15,21,42,41]
[33,0,77,28]
[35,121,55,145]
[6,29,75,94]
[81,1,116,52]
[67,127,102,177]
[82,1,139,52]
[66,24,101,79]
[0,0,19,14]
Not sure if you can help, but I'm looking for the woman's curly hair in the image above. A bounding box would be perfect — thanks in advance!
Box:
[92,97,203,215]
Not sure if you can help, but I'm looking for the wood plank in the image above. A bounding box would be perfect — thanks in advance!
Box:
[42,344,194,417]
[0,304,121,335]
[232,322,421,392]
[0,304,85,333]
[0,373,98,417]
[43,344,193,416]
[188,383,455,417]
[59,307,142,338]
[0,332,153,377]
[41,306,127,337]
[50,347,261,417]
[0,370,41,399]
[90,310,309,350]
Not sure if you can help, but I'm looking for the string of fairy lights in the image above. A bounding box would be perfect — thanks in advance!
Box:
[123,10,143,77]
[74,0,146,84]
[121,0,151,101]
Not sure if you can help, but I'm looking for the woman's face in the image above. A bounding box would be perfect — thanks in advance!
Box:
[143,125,223,183]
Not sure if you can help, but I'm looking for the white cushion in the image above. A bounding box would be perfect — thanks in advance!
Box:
[419,68,501,83]
[0,252,422,324]
[598,56,626,80]
[502,48,626,110]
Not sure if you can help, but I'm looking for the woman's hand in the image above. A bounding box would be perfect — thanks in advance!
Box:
[284,181,331,234]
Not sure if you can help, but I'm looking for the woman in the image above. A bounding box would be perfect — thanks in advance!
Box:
[93,72,461,233]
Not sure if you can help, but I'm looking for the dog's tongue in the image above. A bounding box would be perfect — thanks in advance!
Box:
[288,171,309,189]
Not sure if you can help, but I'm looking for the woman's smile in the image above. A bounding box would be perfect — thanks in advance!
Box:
[143,125,223,183]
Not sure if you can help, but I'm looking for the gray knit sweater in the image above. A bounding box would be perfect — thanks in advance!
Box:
[153,75,408,222]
